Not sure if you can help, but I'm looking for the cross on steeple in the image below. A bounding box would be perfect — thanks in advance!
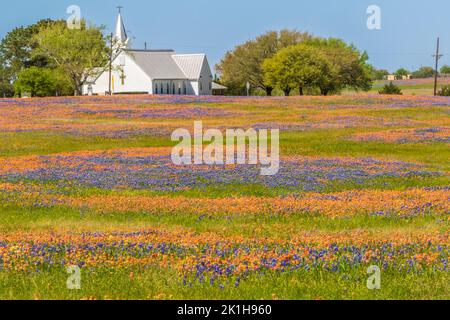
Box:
[117,6,123,14]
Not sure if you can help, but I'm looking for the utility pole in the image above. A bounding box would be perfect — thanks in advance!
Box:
[433,37,443,96]
[108,32,113,95]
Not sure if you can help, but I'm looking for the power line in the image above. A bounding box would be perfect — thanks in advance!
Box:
[108,32,113,96]
[432,37,443,96]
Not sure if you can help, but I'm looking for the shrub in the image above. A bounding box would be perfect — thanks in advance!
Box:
[14,67,73,97]
[437,85,450,96]
[378,82,402,95]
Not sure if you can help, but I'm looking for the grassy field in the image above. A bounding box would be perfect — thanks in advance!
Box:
[0,94,448,300]
[367,77,450,96]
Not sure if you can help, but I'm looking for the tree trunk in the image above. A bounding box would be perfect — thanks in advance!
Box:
[74,82,82,96]
[283,88,291,96]
[72,75,82,96]
[320,88,329,96]
[265,87,273,96]
[299,86,304,96]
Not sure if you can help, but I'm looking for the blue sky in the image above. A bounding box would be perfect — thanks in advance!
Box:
[1,0,449,73]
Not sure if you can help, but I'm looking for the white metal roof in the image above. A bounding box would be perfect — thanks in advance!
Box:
[212,82,228,90]
[172,54,207,80]
[127,50,188,80]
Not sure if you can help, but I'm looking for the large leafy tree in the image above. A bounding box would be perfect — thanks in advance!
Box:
[0,19,62,97]
[0,19,61,78]
[216,30,312,96]
[263,44,330,96]
[33,21,108,95]
[305,38,373,95]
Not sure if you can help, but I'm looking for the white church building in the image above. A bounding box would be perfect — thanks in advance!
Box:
[83,12,213,96]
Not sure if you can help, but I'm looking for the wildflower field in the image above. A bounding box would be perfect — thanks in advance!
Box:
[0,94,448,300]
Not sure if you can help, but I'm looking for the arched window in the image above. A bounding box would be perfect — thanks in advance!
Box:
[172,83,175,94]
[166,83,170,94]
[183,82,187,95]
[155,83,158,94]
[200,81,203,92]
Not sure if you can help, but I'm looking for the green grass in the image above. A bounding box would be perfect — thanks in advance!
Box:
[0,268,447,300]
[0,204,447,237]
[0,131,173,157]
[281,130,450,170]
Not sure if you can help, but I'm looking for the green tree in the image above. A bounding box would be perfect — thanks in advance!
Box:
[369,67,389,81]
[0,19,63,80]
[412,66,435,79]
[32,21,108,95]
[0,61,14,97]
[14,67,54,97]
[14,67,74,97]
[440,65,450,75]
[0,19,72,97]
[216,30,312,96]
[263,44,330,96]
[395,68,410,79]
[305,38,373,95]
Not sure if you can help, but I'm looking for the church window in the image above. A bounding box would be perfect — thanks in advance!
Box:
[166,83,170,94]
[155,83,158,94]
[172,83,175,94]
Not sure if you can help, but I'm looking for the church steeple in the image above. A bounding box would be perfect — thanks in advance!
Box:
[114,7,129,48]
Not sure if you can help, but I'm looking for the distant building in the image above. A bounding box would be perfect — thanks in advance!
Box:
[387,74,396,81]
[84,12,213,96]
[385,74,412,81]
[212,82,227,95]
